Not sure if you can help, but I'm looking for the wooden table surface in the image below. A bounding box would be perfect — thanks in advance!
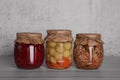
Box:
[0,55,120,80]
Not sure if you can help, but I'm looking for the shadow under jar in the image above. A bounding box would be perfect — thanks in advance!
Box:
[74,33,104,69]
[45,30,73,69]
[14,33,44,69]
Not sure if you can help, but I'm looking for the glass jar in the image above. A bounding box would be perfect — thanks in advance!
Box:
[74,33,104,69]
[14,33,44,69]
[45,30,73,69]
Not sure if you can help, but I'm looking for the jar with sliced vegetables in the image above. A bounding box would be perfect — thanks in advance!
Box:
[74,33,104,69]
[14,33,44,69]
[45,30,73,69]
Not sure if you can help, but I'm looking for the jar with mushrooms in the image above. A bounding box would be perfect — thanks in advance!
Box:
[45,30,73,69]
[74,33,104,69]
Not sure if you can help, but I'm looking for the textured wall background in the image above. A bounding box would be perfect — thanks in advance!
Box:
[0,0,120,56]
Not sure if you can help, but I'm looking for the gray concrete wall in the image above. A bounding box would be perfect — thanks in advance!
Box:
[0,0,120,56]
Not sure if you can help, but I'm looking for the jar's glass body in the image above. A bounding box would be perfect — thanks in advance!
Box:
[74,42,103,69]
[14,42,44,69]
[46,41,72,69]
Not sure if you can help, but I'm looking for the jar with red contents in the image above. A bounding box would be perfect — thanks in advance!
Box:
[14,33,44,69]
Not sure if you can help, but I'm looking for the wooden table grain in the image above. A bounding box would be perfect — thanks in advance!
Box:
[0,55,120,80]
